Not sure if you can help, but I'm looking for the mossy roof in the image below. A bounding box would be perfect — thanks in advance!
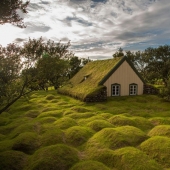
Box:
[59,56,144,100]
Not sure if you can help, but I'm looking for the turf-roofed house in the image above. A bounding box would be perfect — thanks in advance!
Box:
[58,56,145,102]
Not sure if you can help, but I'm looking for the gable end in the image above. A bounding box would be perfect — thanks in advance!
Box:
[98,56,145,85]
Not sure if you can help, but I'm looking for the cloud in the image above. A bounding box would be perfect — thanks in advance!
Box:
[1,0,170,59]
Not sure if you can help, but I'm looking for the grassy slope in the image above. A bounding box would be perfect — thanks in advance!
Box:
[0,90,170,170]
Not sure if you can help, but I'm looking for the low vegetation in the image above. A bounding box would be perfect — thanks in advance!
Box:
[1,90,170,170]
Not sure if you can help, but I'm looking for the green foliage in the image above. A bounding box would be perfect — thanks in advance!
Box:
[140,136,170,167]
[27,144,79,170]
[0,0,29,27]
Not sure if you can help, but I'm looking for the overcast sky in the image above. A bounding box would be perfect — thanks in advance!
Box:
[0,0,170,59]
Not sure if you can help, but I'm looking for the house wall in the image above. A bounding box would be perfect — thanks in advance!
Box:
[104,60,144,96]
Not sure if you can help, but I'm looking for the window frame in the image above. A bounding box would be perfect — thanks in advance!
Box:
[129,83,138,96]
[111,83,121,96]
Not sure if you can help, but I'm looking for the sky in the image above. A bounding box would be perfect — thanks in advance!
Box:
[0,0,170,59]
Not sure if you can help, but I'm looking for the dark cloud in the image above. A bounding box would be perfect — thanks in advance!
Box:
[14,38,26,43]
[23,23,51,33]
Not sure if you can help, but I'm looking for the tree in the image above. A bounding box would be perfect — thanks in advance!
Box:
[0,43,33,114]
[0,0,29,28]
[145,45,170,86]
[113,47,124,58]
[0,37,74,114]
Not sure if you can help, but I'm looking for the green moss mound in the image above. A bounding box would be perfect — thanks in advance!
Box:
[85,148,115,168]
[0,150,28,170]
[9,122,43,138]
[71,106,92,113]
[70,160,111,170]
[140,136,170,167]
[131,116,153,131]
[40,128,65,146]
[65,126,94,146]
[149,117,170,126]
[37,116,57,124]
[27,144,79,170]
[12,132,40,154]
[45,94,56,100]
[54,117,77,129]
[87,120,114,131]
[65,112,95,119]
[0,117,10,126]
[78,115,105,126]
[113,147,163,170]
[86,126,147,150]
[148,125,170,137]
[25,110,40,118]
[108,115,136,127]
[0,139,13,152]
[37,110,63,118]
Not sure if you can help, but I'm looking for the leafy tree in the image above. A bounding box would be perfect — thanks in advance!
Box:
[0,37,74,114]
[0,43,33,114]
[0,0,29,28]
[113,47,124,58]
[144,45,170,86]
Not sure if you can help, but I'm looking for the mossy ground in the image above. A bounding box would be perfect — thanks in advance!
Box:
[1,90,170,170]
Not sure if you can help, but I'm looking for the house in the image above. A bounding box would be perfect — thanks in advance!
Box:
[58,56,145,102]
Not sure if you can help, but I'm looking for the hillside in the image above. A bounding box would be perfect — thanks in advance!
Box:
[0,90,170,170]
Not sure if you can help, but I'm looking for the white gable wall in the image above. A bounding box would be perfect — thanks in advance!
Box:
[104,60,143,96]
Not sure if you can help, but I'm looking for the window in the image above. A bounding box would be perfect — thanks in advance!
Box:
[111,84,120,96]
[129,84,137,95]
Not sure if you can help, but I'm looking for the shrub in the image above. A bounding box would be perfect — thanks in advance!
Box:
[0,150,28,170]
[113,147,163,170]
[27,144,79,170]
[140,136,170,167]
[70,160,111,170]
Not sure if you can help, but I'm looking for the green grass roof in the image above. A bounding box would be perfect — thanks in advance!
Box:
[58,57,122,100]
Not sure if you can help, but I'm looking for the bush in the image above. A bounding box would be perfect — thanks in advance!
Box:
[27,144,79,170]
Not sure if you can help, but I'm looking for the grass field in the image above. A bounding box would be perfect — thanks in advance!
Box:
[0,90,170,170]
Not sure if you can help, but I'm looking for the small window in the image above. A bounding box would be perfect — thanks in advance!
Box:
[129,84,137,95]
[111,84,120,96]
